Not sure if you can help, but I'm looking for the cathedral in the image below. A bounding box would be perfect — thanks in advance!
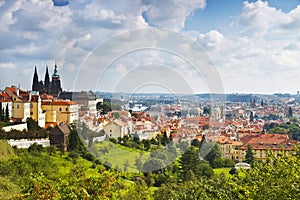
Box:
[32,64,62,96]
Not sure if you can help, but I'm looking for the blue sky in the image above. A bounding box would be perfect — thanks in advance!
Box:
[1,0,300,94]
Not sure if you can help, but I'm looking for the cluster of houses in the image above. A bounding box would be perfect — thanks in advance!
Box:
[1,82,299,162]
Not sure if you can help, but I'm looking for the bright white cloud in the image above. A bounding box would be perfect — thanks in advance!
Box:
[1,0,300,94]
[142,0,206,30]
[200,1,300,93]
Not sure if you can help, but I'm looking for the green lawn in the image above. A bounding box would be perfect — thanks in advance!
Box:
[93,141,151,173]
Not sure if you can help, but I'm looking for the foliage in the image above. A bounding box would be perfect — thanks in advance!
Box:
[67,124,86,153]
[245,144,255,165]
[180,147,214,181]
[96,101,122,114]
[203,143,222,168]
[26,118,39,131]
[0,140,15,160]
[1,141,300,199]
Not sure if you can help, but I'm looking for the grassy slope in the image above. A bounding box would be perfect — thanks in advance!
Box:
[93,141,151,173]
[0,140,14,160]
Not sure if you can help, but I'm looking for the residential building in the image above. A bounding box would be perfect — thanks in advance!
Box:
[238,133,297,162]
[49,122,71,151]
[59,91,103,115]
[42,100,78,124]
[103,119,128,139]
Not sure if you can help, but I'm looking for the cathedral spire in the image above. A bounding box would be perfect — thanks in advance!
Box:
[44,66,50,94]
[32,66,39,91]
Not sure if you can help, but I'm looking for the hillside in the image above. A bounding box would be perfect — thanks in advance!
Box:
[0,141,14,160]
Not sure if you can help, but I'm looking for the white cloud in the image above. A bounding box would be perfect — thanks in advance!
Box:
[194,1,300,93]
[142,0,206,30]
[0,62,16,69]
[1,0,300,94]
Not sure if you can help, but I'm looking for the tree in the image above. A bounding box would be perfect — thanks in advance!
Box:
[245,144,255,165]
[5,104,9,122]
[180,147,214,180]
[67,125,86,153]
[204,143,222,167]
[142,158,165,173]
[26,118,39,131]
[0,103,3,121]
[135,157,143,173]
[96,102,111,114]
[191,138,200,147]
[142,139,151,151]
[161,131,169,146]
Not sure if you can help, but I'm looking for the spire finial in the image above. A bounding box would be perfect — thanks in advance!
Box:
[52,61,60,78]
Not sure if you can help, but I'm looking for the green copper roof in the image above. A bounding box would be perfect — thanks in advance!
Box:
[52,64,60,78]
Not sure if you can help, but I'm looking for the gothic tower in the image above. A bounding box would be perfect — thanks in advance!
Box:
[44,66,51,94]
[32,66,39,91]
[51,63,62,96]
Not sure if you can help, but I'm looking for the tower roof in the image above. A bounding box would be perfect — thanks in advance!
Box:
[52,63,60,79]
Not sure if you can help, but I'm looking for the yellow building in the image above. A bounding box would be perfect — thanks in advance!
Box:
[42,100,78,124]
[218,136,242,161]
[238,133,297,162]
[30,94,45,128]
[4,87,31,122]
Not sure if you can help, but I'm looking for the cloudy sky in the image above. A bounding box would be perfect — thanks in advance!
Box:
[1,0,300,94]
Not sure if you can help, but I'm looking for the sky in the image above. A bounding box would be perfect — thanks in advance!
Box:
[1,0,300,94]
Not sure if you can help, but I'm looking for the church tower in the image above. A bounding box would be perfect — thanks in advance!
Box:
[44,66,51,94]
[51,63,62,96]
[32,66,39,91]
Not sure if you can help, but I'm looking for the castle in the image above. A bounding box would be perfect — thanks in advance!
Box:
[32,64,62,97]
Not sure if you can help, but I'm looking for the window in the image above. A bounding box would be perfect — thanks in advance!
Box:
[16,104,20,109]
[110,130,112,132]
[66,108,68,111]
[59,108,62,111]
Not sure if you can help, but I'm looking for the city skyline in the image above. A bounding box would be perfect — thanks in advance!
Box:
[1,0,300,94]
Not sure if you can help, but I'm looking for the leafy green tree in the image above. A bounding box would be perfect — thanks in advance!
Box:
[67,125,85,153]
[135,156,143,173]
[142,158,165,173]
[180,147,214,180]
[204,143,222,167]
[96,102,111,114]
[245,144,255,165]
[144,172,155,187]
[142,139,151,151]
[26,118,39,131]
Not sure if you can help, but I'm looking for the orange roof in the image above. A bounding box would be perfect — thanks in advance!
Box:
[42,100,76,105]
[45,122,58,129]
[239,133,297,150]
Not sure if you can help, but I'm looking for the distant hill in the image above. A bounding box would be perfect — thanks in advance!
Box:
[0,141,14,159]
